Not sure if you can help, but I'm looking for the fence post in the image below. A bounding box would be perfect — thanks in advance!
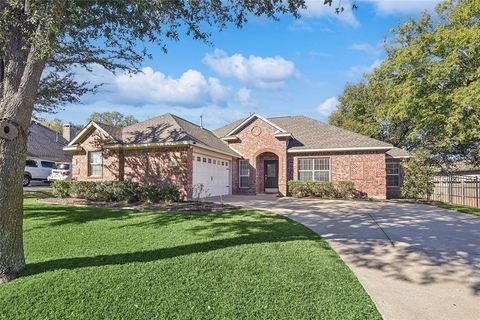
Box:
[476,177,479,209]
[461,177,465,206]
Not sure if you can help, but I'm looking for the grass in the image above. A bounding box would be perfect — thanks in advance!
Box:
[0,194,380,320]
[436,203,480,217]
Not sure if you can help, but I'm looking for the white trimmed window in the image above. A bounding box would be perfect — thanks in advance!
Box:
[298,158,330,182]
[89,151,102,177]
[239,160,250,188]
[386,162,400,187]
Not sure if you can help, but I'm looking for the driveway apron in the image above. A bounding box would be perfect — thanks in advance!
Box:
[210,195,480,320]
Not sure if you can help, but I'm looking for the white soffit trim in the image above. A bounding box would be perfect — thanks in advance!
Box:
[288,146,393,153]
[225,113,286,137]
[67,121,115,146]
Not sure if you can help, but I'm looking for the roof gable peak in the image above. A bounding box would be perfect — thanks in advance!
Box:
[225,113,286,137]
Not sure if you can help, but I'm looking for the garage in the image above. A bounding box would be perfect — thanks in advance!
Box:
[192,153,231,197]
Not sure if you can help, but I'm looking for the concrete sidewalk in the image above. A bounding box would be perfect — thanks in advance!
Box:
[210,195,480,320]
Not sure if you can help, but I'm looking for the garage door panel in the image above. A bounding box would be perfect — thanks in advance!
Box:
[192,153,231,197]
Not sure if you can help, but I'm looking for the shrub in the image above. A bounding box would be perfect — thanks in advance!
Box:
[52,180,72,198]
[50,180,180,203]
[288,180,358,199]
[401,150,434,199]
[333,180,356,199]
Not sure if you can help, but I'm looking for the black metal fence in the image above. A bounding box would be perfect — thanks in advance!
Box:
[428,175,480,208]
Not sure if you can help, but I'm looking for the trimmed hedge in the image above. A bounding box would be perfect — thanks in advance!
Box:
[288,180,359,199]
[52,180,181,203]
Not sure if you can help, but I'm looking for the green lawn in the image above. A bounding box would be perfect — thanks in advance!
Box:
[0,194,380,319]
[437,203,480,217]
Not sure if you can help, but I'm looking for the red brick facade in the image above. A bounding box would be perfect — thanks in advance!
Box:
[70,119,404,200]
[224,117,398,199]
[288,151,387,198]
[227,118,289,196]
[71,128,194,198]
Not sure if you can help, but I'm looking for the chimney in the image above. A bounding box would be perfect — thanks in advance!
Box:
[62,123,76,142]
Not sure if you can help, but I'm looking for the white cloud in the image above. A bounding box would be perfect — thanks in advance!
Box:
[303,0,360,27]
[203,49,296,89]
[362,0,441,15]
[115,67,230,107]
[316,97,339,117]
[236,88,257,107]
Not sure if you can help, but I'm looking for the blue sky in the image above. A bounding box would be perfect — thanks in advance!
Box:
[46,0,440,130]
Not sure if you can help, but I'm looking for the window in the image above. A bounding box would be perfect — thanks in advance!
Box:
[298,158,330,182]
[203,157,207,163]
[239,160,250,188]
[197,156,201,161]
[221,161,224,166]
[26,160,37,167]
[208,158,212,164]
[213,160,216,164]
[41,161,55,168]
[88,151,102,177]
[386,162,400,187]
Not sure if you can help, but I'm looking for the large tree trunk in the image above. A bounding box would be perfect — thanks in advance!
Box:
[0,24,46,284]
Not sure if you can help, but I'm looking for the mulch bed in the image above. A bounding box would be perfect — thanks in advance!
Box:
[39,197,240,213]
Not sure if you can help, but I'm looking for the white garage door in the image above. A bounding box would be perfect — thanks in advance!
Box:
[192,153,231,198]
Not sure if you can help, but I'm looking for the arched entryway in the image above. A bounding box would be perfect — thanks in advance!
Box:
[255,151,280,194]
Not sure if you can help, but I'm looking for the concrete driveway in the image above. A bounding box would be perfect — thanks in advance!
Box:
[211,195,480,320]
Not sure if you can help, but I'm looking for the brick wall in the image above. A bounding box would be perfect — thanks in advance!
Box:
[71,130,122,181]
[288,151,387,199]
[70,128,193,199]
[226,117,289,195]
[123,147,193,198]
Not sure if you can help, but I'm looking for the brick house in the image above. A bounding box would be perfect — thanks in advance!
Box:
[64,113,408,199]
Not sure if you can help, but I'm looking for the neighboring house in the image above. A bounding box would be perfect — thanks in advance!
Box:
[436,162,480,177]
[63,113,409,199]
[28,120,73,163]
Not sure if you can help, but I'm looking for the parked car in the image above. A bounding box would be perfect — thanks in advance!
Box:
[48,162,72,182]
[24,159,56,187]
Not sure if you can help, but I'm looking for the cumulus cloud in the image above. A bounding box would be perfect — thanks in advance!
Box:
[115,67,231,107]
[303,0,360,27]
[203,49,296,89]
[316,97,339,117]
[236,88,257,107]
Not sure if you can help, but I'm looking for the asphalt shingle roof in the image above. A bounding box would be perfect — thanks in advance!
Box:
[103,113,239,157]
[214,115,393,151]
[386,147,410,158]
[27,121,72,162]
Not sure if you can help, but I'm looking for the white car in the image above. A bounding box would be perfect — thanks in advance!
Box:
[24,159,56,186]
[48,163,73,182]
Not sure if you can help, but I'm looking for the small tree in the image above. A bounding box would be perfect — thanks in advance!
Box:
[401,150,434,199]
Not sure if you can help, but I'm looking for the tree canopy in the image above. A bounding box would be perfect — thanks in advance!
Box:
[88,111,139,127]
[329,0,480,165]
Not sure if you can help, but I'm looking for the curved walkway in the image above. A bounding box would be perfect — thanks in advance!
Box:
[211,195,480,320]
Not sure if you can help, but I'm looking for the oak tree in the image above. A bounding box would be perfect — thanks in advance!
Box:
[0,0,308,284]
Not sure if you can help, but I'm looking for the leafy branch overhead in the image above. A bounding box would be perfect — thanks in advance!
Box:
[0,0,309,114]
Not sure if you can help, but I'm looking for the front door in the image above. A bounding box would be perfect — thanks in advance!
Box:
[264,160,279,193]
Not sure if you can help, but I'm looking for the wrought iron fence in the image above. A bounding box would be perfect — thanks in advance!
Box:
[428,175,480,208]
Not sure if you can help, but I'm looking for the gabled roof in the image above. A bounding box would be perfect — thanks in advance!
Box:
[28,120,72,162]
[386,147,410,159]
[215,115,394,152]
[67,113,239,157]
[222,113,287,137]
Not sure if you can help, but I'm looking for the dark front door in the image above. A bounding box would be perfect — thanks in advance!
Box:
[264,160,279,191]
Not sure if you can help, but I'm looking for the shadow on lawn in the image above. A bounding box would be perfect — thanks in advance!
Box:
[21,201,326,278]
